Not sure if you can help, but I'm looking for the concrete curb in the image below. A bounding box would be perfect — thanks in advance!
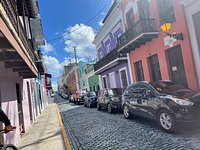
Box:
[56,105,72,150]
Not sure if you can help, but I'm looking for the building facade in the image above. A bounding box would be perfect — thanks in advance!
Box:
[59,63,80,95]
[0,0,50,144]
[94,1,131,90]
[181,0,200,89]
[78,61,89,91]
[67,64,80,94]
[86,65,100,92]
[116,0,198,90]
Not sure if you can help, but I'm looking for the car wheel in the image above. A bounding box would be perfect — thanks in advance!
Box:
[123,105,131,119]
[97,103,101,111]
[107,103,113,113]
[158,109,176,133]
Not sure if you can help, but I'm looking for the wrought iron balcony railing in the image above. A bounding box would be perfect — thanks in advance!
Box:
[117,19,157,51]
[94,47,127,73]
[0,0,37,64]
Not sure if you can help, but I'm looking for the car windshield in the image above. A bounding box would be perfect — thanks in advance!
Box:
[108,89,123,96]
[150,82,192,95]
[90,92,96,96]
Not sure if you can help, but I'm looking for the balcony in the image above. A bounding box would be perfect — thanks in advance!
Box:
[94,47,127,74]
[0,0,38,78]
[117,19,159,53]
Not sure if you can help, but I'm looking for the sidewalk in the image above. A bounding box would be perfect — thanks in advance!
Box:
[17,103,66,150]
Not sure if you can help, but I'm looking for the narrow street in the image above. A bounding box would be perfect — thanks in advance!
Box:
[55,94,200,150]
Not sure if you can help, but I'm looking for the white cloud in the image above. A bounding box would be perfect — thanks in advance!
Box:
[43,55,63,78]
[41,42,55,54]
[99,19,104,27]
[63,24,96,60]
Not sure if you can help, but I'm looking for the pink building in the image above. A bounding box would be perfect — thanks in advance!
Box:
[117,0,199,91]
[0,0,50,144]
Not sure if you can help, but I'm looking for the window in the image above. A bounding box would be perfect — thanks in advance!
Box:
[109,72,116,88]
[93,86,95,91]
[148,54,162,81]
[102,76,107,88]
[97,85,100,91]
[134,60,144,81]
[126,8,135,28]
[138,0,150,19]
[157,0,176,25]
[120,69,128,89]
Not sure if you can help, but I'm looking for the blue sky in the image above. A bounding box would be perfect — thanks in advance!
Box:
[38,0,113,90]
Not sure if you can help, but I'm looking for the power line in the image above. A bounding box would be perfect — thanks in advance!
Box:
[49,4,110,49]
[46,3,109,43]
[73,1,111,61]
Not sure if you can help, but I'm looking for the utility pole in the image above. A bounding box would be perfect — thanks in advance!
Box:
[73,46,77,64]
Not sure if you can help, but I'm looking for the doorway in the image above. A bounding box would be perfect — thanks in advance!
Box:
[167,45,188,87]
[148,54,162,81]
[16,83,25,135]
[27,82,33,122]
[102,76,107,88]
[120,69,128,89]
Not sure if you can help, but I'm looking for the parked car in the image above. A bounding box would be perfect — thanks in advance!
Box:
[74,90,86,104]
[97,88,123,113]
[122,80,200,133]
[69,94,76,102]
[84,91,98,108]
[61,93,68,99]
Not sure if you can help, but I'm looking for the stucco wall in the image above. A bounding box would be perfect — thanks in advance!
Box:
[121,0,198,90]
[0,62,21,144]
[97,21,123,60]
[182,0,200,89]
[101,63,131,88]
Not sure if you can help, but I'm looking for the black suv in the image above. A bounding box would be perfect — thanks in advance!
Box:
[84,91,97,108]
[122,81,200,133]
[97,88,123,113]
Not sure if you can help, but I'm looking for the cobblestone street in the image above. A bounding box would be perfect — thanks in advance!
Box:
[55,95,200,150]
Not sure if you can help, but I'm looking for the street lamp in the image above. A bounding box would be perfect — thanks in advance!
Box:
[160,23,184,40]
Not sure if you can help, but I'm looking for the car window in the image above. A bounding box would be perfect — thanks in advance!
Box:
[90,92,96,96]
[127,85,143,98]
[138,85,149,94]
[108,89,123,96]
